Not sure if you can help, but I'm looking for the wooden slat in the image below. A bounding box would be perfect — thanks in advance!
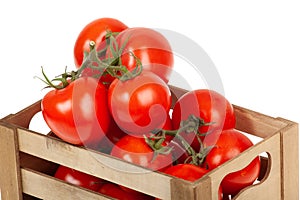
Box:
[234,105,288,138]
[21,168,111,200]
[277,118,299,200]
[17,128,172,200]
[0,124,23,200]
[2,100,41,128]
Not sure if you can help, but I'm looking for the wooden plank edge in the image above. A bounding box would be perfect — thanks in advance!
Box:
[17,127,172,200]
[0,100,41,128]
[0,123,23,200]
[277,118,299,200]
[234,105,288,138]
[21,168,112,200]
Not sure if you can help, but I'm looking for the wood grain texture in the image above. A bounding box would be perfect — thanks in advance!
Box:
[0,124,22,200]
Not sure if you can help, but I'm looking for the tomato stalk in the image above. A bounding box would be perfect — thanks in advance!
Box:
[103,33,143,81]
[144,135,174,163]
[147,115,214,166]
[37,32,143,89]
[76,32,143,81]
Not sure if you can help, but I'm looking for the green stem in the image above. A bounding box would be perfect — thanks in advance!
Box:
[37,31,144,90]
[149,114,214,166]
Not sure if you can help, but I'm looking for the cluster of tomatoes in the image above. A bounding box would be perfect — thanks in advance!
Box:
[40,17,261,199]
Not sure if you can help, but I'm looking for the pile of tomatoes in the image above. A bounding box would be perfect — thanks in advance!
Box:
[40,17,261,200]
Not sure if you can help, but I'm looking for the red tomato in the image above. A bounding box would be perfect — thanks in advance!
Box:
[162,112,173,130]
[171,89,236,150]
[74,17,128,68]
[97,118,127,154]
[98,110,172,154]
[106,27,174,83]
[203,129,261,196]
[41,77,110,146]
[163,164,222,199]
[108,71,171,135]
[164,163,208,181]
[98,183,154,200]
[110,135,173,171]
[54,165,103,191]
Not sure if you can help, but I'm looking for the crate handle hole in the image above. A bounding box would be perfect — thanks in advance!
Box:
[223,152,271,200]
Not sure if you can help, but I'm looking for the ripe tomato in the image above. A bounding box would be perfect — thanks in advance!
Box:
[74,17,128,67]
[97,118,127,154]
[162,164,222,200]
[41,77,110,146]
[171,89,236,150]
[98,112,172,154]
[106,27,174,83]
[98,183,154,200]
[110,135,173,171]
[108,71,171,135]
[54,165,103,191]
[164,163,208,181]
[203,129,261,196]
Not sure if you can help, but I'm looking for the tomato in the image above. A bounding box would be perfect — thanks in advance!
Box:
[203,129,261,196]
[171,89,236,150]
[164,163,208,181]
[54,165,103,191]
[74,17,128,68]
[163,164,222,199]
[98,103,172,154]
[97,118,127,154]
[108,71,171,135]
[98,183,154,200]
[106,27,174,83]
[110,135,173,171]
[162,112,173,130]
[41,77,110,147]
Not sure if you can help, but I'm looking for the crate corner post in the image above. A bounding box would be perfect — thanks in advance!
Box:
[0,123,23,200]
[280,120,299,200]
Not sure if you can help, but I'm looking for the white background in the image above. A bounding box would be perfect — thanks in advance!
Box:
[0,0,299,198]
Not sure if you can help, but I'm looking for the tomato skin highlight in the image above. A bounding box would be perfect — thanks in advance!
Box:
[54,165,103,192]
[110,135,173,171]
[74,17,128,68]
[171,89,236,150]
[41,77,110,146]
[108,71,171,135]
[204,129,261,196]
[106,27,174,83]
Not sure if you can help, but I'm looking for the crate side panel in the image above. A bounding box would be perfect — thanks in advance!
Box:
[21,168,110,200]
[17,128,172,199]
[2,101,41,128]
[206,133,282,200]
[234,105,288,138]
[0,124,23,200]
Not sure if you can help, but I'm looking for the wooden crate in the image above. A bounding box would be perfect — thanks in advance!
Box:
[0,86,298,200]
